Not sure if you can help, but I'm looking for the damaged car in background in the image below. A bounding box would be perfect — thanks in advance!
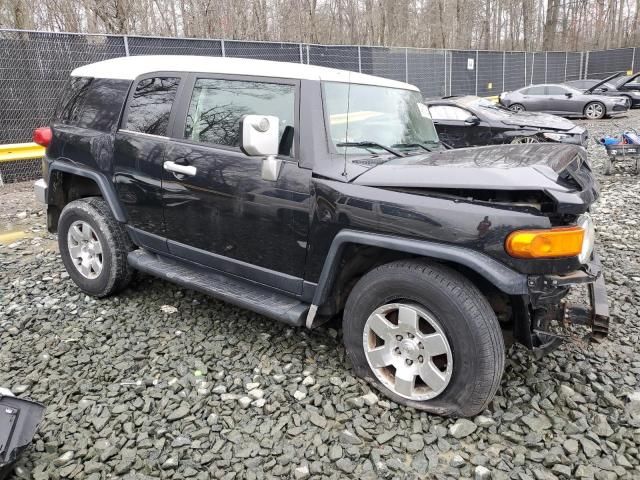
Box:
[565,71,640,108]
[34,55,608,417]
[499,83,629,119]
[425,96,588,148]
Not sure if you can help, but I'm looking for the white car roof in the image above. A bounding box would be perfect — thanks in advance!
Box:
[71,55,419,91]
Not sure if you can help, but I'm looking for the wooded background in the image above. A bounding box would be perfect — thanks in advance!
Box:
[1,0,638,52]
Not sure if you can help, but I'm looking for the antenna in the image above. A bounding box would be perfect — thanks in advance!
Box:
[342,72,351,178]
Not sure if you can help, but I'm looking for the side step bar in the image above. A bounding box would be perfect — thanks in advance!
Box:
[128,250,308,327]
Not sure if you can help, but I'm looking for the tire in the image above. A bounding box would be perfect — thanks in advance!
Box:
[509,103,525,113]
[584,101,605,120]
[58,197,134,297]
[343,259,504,417]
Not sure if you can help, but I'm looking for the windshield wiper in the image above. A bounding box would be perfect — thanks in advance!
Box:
[337,141,404,158]
[392,142,438,152]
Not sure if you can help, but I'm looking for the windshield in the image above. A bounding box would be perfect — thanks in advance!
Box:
[323,82,440,155]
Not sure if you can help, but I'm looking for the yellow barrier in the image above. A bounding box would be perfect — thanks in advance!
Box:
[0,142,45,164]
[485,95,499,103]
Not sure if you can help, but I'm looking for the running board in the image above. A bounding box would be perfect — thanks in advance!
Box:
[127,250,308,327]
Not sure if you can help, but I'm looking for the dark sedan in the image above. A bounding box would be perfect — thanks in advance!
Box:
[424,96,587,148]
[565,72,640,108]
[498,84,629,119]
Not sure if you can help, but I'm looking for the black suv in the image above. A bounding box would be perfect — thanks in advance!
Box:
[34,56,608,417]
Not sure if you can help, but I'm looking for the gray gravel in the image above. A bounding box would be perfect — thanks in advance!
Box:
[2,111,640,479]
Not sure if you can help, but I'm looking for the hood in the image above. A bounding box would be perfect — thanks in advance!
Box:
[353,143,586,192]
[618,71,640,88]
[585,71,624,93]
[499,111,576,131]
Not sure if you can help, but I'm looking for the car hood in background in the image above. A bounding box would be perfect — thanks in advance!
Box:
[353,143,587,192]
[499,111,576,131]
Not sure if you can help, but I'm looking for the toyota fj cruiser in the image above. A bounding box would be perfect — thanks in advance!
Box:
[34,56,608,417]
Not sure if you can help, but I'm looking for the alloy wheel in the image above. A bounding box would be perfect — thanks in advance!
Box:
[585,103,604,119]
[67,220,103,279]
[362,303,453,400]
[511,136,539,144]
[509,104,524,113]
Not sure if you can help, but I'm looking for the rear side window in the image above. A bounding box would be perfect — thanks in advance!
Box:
[183,78,295,153]
[522,86,545,95]
[125,77,181,136]
[55,77,92,124]
[55,77,130,132]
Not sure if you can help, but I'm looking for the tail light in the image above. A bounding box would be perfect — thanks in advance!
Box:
[33,127,52,147]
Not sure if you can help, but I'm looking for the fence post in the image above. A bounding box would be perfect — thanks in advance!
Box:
[475,50,479,96]
[564,51,568,81]
[524,52,527,86]
[123,35,129,56]
[358,46,362,73]
[544,51,548,83]
[443,50,447,96]
[221,39,226,57]
[306,45,310,64]
[405,48,409,83]
[530,53,535,85]
[632,47,636,73]
[584,51,589,79]
[299,43,304,64]
[502,51,506,92]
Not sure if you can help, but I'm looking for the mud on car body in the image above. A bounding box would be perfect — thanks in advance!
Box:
[34,56,608,417]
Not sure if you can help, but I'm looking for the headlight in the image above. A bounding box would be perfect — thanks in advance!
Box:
[542,132,571,141]
[577,213,595,264]
[505,213,595,262]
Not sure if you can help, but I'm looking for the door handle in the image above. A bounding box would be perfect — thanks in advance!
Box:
[164,161,197,176]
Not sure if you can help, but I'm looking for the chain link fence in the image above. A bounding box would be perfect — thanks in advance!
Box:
[0,28,638,184]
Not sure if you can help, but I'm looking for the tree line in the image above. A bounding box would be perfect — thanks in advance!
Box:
[1,0,639,51]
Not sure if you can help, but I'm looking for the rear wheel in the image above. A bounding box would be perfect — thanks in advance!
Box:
[509,103,525,113]
[58,197,134,297]
[342,259,505,417]
[584,101,605,119]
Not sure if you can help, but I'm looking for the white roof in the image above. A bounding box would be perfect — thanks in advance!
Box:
[71,55,419,91]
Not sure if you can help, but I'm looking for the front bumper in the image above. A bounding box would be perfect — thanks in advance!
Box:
[34,178,47,204]
[515,253,609,355]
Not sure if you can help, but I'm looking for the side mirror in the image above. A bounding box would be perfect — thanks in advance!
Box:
[464,115,480,126]
[565,92,573,98]
[240,115,282,181]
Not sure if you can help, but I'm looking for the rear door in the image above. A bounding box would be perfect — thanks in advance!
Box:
[519,85,546,111]
[160,74,311,294]
[113,74,184,250]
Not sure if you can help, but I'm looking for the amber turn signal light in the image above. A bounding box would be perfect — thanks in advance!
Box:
[505,226,585,259]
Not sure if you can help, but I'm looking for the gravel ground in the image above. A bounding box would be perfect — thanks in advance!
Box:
[2,112,640,480]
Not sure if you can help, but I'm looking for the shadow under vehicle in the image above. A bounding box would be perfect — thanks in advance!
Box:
[33,55,608,418]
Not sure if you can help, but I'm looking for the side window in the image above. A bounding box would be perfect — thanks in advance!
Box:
[428,105,470,121]
[75,79,130,132]
[56,77,92,124]
[184,78,295,155]
[125,77,181,136]
[546,86,568,95]
[523,86,545,95]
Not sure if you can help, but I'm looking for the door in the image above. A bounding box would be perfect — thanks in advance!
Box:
[544,85,579,114]
[518,85,546,111]
[162,75,311,294]
[113,75,183,247]
[428,105,492,147]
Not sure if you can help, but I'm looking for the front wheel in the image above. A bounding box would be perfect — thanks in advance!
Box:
[342,259,505,417]
[509,103,525,113]
[584,101,606,119]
